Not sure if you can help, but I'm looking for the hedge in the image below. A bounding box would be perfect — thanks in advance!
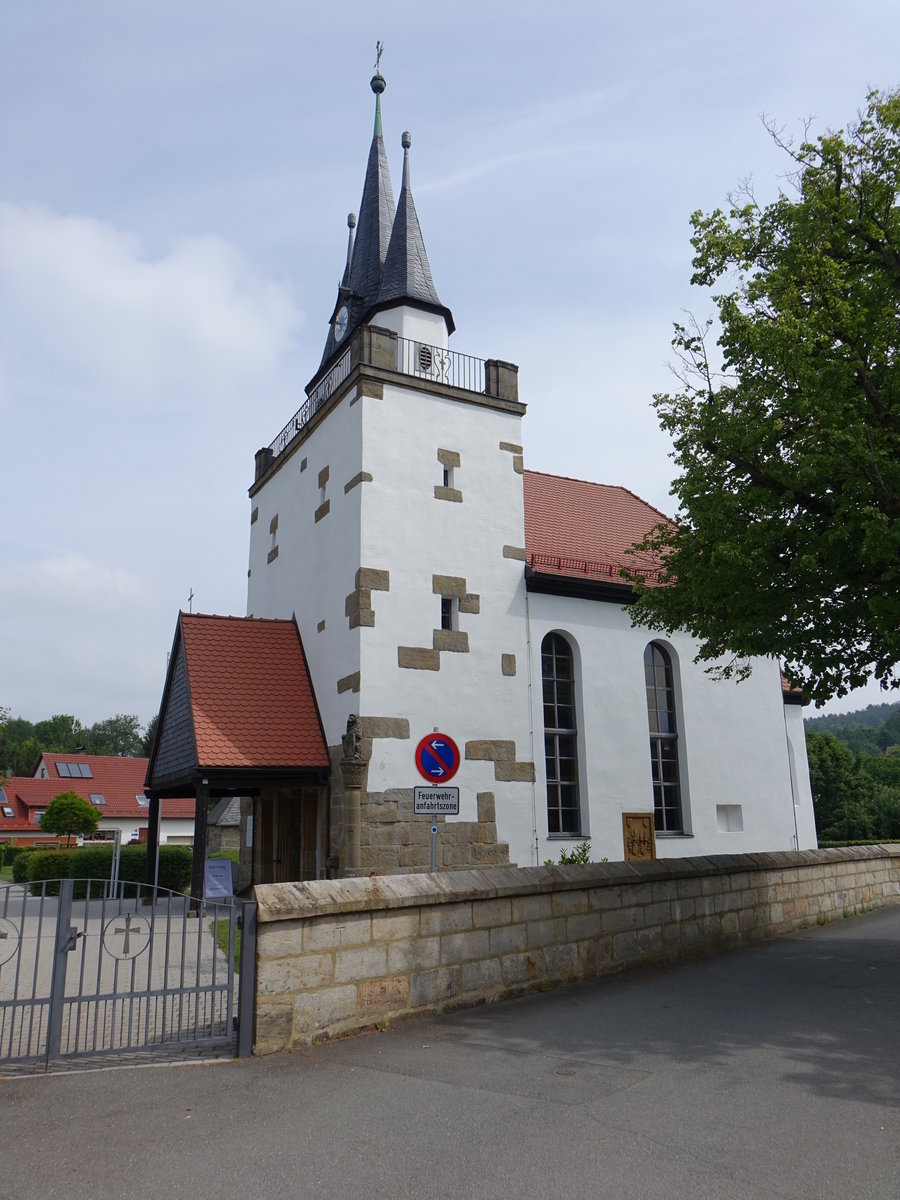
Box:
[25,844,193,896]
[2,843,31,868]
[12,848,36,883]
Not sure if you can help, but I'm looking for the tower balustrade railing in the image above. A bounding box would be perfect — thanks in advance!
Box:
[268,334,491,461]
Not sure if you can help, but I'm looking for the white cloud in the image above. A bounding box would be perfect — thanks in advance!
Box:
[0,554,142,620]
[0,203,302,408]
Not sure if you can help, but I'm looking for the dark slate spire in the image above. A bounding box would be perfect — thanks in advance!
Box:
[319,67,397,370]
[346,72,396,307]
[374,130,453,334]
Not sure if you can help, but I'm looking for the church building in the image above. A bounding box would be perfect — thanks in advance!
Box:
[148,66,816,889]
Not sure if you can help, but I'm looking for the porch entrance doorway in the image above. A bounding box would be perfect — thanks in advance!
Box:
[253,788,324,885]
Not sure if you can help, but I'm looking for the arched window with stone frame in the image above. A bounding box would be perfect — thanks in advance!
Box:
[541,631,582,837]
[643,641,685,834]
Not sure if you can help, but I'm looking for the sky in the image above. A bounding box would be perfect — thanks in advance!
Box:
[1,1,898,729]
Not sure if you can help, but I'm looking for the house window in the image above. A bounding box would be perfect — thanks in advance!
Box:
[33,811,44,824]
[542,632,581,835]
[644,642,683,834]
[2,806,13,818]
[441,596,457,632]
[136,794,149,807]
[89,794,106,807]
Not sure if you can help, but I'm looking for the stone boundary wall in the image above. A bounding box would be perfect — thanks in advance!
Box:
[251,846,900,1054]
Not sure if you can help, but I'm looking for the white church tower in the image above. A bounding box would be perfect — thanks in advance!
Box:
[247,64,535,874]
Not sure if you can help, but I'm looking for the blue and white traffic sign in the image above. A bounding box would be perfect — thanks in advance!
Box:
[414,732,460,782]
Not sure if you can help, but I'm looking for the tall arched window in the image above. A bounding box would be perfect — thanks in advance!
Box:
[542,632,581,835]
[644,642,683,833]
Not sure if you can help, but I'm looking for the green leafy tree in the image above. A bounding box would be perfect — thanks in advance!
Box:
[806,732,876,841]
[142,714,159,758]
[39,792,101,847]
[82,714,143,757]
[33,714,84,750]
[629,90,900,705]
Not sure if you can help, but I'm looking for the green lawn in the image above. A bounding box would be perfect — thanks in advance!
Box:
[211,913,241,974]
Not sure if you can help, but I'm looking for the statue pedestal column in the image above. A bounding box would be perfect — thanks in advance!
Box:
[339,715,367,877]
[339,755,366,876]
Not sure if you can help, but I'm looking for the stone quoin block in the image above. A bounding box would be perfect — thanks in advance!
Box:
[344,470,374,493]
[432,574,467,597]
[434,486,463,502]
[398,646,440,671]
[432,629,469,653]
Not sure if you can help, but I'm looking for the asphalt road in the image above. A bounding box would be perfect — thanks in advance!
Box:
[2,905,898,1200]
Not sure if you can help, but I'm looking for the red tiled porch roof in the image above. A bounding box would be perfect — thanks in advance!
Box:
[179,614,329,769]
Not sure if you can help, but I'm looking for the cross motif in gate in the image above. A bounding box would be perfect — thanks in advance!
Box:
[114,912,136,956]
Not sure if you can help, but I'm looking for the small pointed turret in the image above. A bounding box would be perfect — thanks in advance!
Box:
[341,212,356,288]
[374,131,454,333]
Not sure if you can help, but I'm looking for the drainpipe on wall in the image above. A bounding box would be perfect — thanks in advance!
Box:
[525,592,539,865]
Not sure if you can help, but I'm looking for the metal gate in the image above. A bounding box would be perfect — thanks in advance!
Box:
[0,879,256,1072]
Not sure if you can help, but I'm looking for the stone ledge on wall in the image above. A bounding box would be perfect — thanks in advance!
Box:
[252,846,900,1054]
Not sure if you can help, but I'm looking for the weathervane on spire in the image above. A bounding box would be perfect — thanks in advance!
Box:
[374,41,384,74]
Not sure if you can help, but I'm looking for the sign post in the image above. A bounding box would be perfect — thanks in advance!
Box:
[414,732,461,874]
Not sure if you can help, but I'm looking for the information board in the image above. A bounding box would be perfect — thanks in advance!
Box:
[204,858,234,898]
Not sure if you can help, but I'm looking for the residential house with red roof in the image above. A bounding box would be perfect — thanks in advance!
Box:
[0,753,193,849]
[149,67,816,889]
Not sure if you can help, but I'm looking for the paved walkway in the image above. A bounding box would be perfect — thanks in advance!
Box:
[2,905,898,1200]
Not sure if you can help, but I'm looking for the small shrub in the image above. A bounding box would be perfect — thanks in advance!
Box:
[544,840,593,866]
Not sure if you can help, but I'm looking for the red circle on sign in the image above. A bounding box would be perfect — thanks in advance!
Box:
[415,733,460,782]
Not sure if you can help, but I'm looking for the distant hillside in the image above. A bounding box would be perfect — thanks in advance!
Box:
[806,700,900,734]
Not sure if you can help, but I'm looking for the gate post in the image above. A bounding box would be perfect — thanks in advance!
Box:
[236,900,257,1059]
[190,780,210,912]
[46,878,75,1064]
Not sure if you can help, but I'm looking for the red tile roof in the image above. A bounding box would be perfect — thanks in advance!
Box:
[0,754,193,837]
[523,470,671,584]
[180,614,329,769]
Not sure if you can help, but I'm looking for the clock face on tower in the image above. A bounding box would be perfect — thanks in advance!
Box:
[334,305,349,342]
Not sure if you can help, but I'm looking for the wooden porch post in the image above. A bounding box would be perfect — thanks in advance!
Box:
[144,793,161,888]
[190,780,210,909]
